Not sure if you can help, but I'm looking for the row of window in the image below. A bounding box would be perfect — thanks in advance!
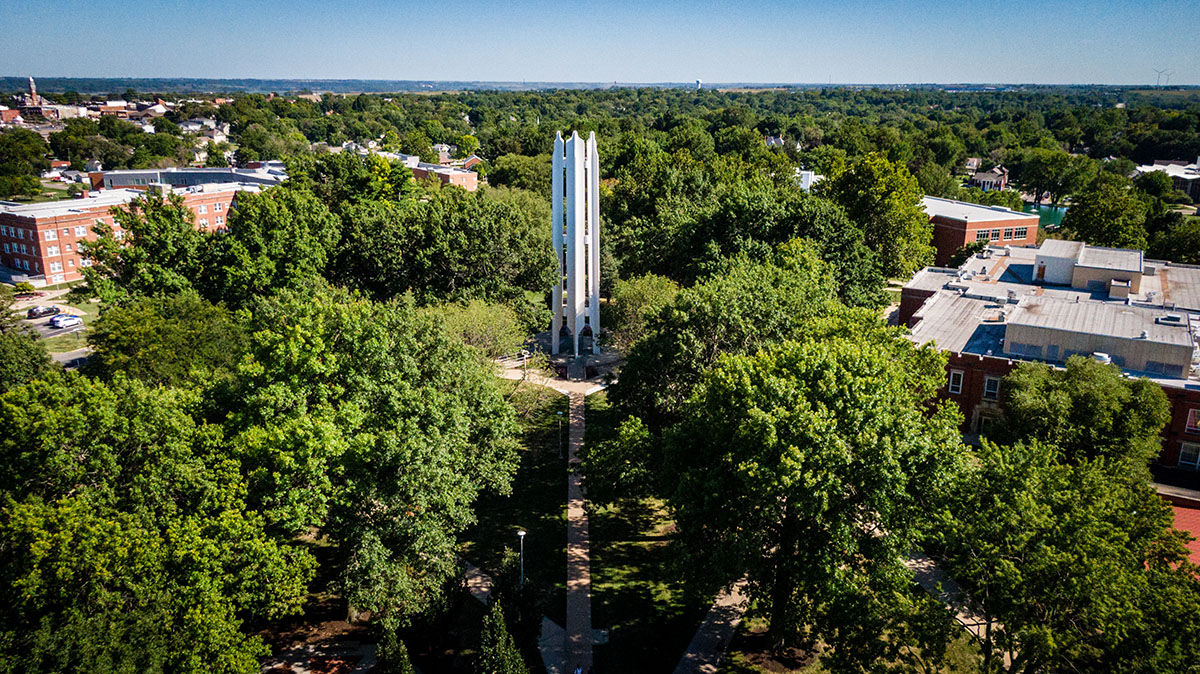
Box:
[197,216,225,227]
[947,370,1001,399]
[2,224,94,241]
[195,202,225,215]
[974,226,1029,243]
[2,242,30,255]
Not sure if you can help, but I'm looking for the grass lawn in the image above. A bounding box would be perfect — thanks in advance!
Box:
[718,614,983,674]
[586,391,710,674]
[40,329,88,353]
[460,381,569,625]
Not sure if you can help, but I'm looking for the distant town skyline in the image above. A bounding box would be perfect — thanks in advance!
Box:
[4,0,1199,85]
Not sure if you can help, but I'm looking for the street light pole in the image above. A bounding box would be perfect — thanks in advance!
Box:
[517,530,526,589]
[557,411,564,459]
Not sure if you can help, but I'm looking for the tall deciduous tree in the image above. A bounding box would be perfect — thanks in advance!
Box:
[665,334,963,663]
[820,152,934,278]
[85,291,248,387]
[0,375,314,674]
[208,186,341,306]
[81,194,208,305]
[221,286,521,623]
[934,440,1200,674]
[1061,173,1149,249]
[999,356,1169,469]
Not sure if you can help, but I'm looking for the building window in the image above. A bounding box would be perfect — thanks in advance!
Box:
[68,259,74,268]
[46,245,59,256]
[991,229,1001,240]
[1187,409,1200,434]
[49,261,62,273]
[983,376,1000,400]
[1014,227,1027,239]
[1,244,7,253]
[1003,228,1013,240]
[78,225,90,236]
[215,215,224,226]
[197,204,207,214]
[975,230,991,242]
[80,259,93,267]
[948,370,964,395]
[1146,361,1186,378]
[17,229,24,239]
[65,244,71,252]
[199,218,208,227]
[44,230,56,241]
[1181,443,1200,470]
[62,228,70,236]
[19,244,27,255]
[214,202,223,212]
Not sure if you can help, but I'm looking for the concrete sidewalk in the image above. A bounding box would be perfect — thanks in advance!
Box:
[671,580,748,674]
[565,392,593,673]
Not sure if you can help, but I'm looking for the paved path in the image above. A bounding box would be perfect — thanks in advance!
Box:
[564,392,593,673]
[260,643,377,674]
[903,552,1011,668]
[671,580,748,674]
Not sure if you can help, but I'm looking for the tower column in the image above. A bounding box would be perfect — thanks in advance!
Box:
[550,130,601,360]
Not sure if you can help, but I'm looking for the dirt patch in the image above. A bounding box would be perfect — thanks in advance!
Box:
[728,623,818,673]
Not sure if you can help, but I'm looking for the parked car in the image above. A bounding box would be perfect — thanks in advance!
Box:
[49,314,82,329]
[26,305,61,319]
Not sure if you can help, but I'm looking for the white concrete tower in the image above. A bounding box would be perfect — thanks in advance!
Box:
[550,130,601,356]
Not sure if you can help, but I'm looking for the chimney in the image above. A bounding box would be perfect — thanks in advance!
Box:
[76,189,89,199]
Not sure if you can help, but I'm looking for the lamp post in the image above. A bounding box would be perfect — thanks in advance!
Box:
[517,530,526,589]
[557,411,564,459]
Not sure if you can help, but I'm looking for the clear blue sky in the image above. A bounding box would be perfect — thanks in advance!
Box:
[4,0,1198,85]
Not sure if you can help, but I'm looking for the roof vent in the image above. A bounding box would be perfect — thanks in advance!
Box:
[1140,330,1149,339]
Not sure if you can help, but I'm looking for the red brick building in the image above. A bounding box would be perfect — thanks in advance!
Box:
[923,196,1040,267]
[411,163,478,191]
[0,184,262,285]
[900,241,1200,482]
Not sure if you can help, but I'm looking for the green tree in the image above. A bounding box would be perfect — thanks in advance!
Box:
[332,186,554,309]
[222,286,521,620]
[208,186,340,306]
[85,291,248,387]
[1061,173,1149,249]
[665,334,963,662]
[1149,217,1200,264]
[0,375,314,674]
[424,299,527,359]
[0,331,56,395]
[486,154,551,198]
[934,440,1200,674]
[81,194,208,305]
[606,273,679,351]
[607,240,841,432]
[820,152,934,278]
[477,602,528,674]
[456,134,480,157]
[998,356,1170,469]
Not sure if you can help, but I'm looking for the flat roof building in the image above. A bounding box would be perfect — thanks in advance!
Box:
[922,196,1040,267]
[1,183,264,285]
[900,239,1200,480]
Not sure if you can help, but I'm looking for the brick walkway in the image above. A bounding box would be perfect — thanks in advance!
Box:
[565,392,593,673]
[671,580,748,674]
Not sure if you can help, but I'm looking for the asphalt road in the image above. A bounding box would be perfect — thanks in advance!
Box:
[22,314,84,339]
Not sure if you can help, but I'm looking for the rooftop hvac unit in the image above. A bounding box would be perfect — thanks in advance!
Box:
[1092,352,1112,365]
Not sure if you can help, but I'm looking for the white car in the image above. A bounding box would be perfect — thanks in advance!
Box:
[49,314,82,329]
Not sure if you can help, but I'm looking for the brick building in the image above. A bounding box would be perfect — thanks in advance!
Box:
[922,196,1040,266]
[0,184,264,285]
[899,240,1200,482]
[411,162,478,191]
